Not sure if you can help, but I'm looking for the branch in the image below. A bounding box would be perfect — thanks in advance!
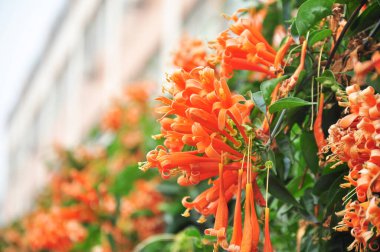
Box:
[325,0,368,69]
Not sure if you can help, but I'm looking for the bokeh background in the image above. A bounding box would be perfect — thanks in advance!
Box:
[0,0,244,225]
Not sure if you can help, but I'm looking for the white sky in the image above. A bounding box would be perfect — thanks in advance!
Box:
[0,0,65,204]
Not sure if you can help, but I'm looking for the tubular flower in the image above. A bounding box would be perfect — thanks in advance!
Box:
[208,9,277,78]
[102,81,152,131]
[314,92,327,158]
[26,207,89,252]
[141,66,271,249]
[279,38,307,97]
[205,159,229,249]
[335,201,370,251]
[354,51,380,84]
[102,104,123,131]
[264,207,274,252]
[228,169,243,251]
[326,85,380,250]
[326,85,380,202]
[61,170,99,207]
[172,35,209,72]
[119,180,165,241]
[240,181,260,252]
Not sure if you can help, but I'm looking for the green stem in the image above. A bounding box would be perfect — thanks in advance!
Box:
[133,234,175,252]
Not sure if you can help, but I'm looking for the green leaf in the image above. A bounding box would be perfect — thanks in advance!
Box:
[295,0,334,35]
[308,29,332,46]
[130,209,154,218]
[287,174,314,198]
[260,75,289,105]
[269,97,314,113]
[250,91,267,113]
[276,134,295,164]
[300,131,319,174]
[268,174,303,209]
[349,2,380,36]
[109,164,155,197]
[71,225,101,251]
[290,20,300,42]
[313,169,345,196]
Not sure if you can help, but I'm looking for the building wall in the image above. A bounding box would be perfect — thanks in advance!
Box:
[2,0,242,224]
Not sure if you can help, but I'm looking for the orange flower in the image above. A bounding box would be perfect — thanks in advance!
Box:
[142,65,267,249]
[209,9,277,78]
[264,207,273,252]
[26,207,88,252]
[228,169,243,251]
[274,35,293,71]
[335,201,372,251]
[61,170,99,207]
[102,104,123,131]
[327,84,380,250]
[240,182,260,252]
[279,38,307,97]
[124,81,153,104]
[172,35,209,72]
[327,85,380,202]
[314,92,327,157]
[205,159,229,249]
[119,180,165,242]
[354,51,380,84]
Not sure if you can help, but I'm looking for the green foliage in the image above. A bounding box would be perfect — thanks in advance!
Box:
[109,164,155,197]
[268,174,304,209]
[250,91,267,113]
[300,131,319,174]
[269,97,314,113]
[260,75,289,105]
[295,0,334,35]
[308,29,332,46]
[349,1,380,36]
[71,225,101,252]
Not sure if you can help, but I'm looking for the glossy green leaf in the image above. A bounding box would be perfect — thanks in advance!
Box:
[269,97,314,113]
[290,19,300,42]
[349,2,380,36]
[308,29,332,46]
[295,0,334,35]
[287,174,314,198]
[300,131,319,174]
[260,75,289,105]
[268,174,303,209]
[109,164,155,197]
[313,169,345,196]
[250,91,267,113]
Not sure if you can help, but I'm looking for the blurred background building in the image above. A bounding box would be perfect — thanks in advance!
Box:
[1,0,243,224]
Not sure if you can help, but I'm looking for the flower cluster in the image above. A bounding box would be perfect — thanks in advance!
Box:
[26,206,90,251]
[141,63,275,250]
[327,84,380,249]
[119,180,165,241]
[102,82,152,132]
[0,80,166,251]
[172,35,209,72]
[208,9,277,78]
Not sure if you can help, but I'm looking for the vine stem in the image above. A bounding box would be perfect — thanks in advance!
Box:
[133,234,175,252]
[325,0,368,69]
[265,163,270,208]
